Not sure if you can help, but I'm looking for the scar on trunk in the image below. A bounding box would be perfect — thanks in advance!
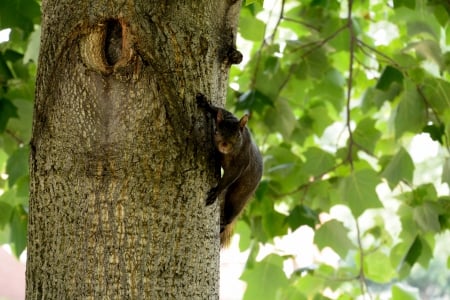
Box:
[104,19,123,66]
[80,18,134,74]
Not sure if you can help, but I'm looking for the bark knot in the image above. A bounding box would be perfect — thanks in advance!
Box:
[80,18,134,74]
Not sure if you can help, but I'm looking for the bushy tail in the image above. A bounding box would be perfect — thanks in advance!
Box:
[220,223,235,248]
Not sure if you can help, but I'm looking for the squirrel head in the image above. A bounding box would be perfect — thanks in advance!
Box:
[214,111,248,154]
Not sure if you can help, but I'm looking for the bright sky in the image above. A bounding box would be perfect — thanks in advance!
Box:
[0,29,11,43]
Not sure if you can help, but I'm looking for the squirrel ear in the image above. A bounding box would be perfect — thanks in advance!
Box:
[217,109,224,123]
[240,114,248,128]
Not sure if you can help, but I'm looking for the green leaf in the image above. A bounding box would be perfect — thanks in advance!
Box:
[0,0,40,36]
[23,25,41,63]
[423,123,445,144]
[394,7,441,40]
[415,235,433,268]
[236,221,251,251]
[245,0,263,7]
[276,286,307,300]
[287,205,319,230]
[299,48,331,79]
[301,147,335,177]
[0,53,14,83]
[408,40,443,68]
[236,90,273,114]
[294,274,327,298]
[421,77,450,114]
[364,251,397,283]
[265,146,307,193]
[394,81,426,138]
[442,158,450,186]
[0,98,19,133]
[411,183,437,205]
[0,187,26,207]
[376,66,404,91]
[353,118,381,154]
[0,201,13,228]
[6,146,29,187]
[314,219,355,259]
[381,147,414,189]
[391,284,419,300]
[361,85,402,111]
[7,98,34,142]
[262,210,288,238]
[241,254,289,300]
[393,0,415,9]
[339,169,382,217]
[404,236,422,268]
[413,202,441,232]
[308,70,345,113]
[9,205,27,257]
[239,11,265,41]
[305,104,334,137]
[264,98,296,139]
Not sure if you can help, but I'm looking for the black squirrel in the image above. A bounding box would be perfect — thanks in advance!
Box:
[197,94,263,247]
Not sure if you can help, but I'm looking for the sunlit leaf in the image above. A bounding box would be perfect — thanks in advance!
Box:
[0,201,13,228]
[339,169,382,217]
[353,118,381,154]
[23,25,41,63]
[314,219,355,259]
[302,147,335,176]
[239,11,265,41]
[9,205,27,257]
[294,274,327,298]
[421,77,450,113]
[299,48,331,79]
[241,254,289,300]
[394,81,426,138]
[381,147,414,189]
[391,284,419,300]
[262,210,288,238]
[413,202,441,233]
[442,158,450,186]
[305,104,334,136]
[364,252,397,283]
[6,146,29,187]
[394,7,441,39]
[264,97,296,139]
[408,40,443,68]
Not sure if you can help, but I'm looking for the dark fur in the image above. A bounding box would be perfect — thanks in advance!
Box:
[197,94,263,246]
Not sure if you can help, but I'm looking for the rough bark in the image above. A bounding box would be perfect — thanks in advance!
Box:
[26,0,241,299]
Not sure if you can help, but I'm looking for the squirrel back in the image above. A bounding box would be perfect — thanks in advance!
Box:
[197,94,263,247]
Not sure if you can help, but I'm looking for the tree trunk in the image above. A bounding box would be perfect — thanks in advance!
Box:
[26,0,241,298]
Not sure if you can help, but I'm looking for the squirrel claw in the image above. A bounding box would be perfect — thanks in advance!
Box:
[196,93,208,108]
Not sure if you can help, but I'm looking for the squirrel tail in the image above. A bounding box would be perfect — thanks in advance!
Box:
[220,223,235,248]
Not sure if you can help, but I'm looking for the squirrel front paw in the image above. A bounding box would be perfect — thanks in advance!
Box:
[205,187,219,206]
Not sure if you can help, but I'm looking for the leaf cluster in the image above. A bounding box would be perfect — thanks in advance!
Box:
[0,0,40,257]
[229,0,450,298]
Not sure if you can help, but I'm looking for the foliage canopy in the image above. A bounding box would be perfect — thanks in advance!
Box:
[1,0,450,298]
